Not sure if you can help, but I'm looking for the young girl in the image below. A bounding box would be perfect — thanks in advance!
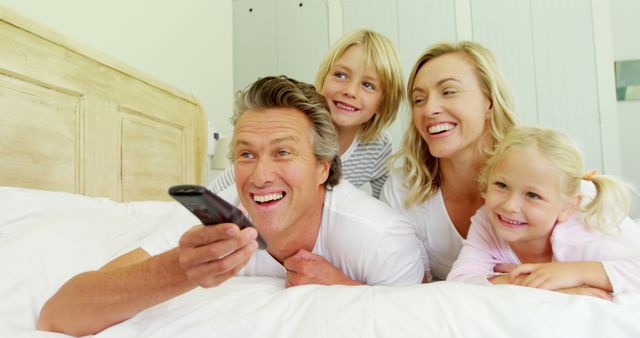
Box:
[209,29,404,198]
[447,127,640,299]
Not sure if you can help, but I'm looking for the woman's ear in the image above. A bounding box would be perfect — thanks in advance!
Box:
[557,194,581,223]
[485,97,493,120]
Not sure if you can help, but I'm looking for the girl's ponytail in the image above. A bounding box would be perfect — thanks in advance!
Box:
[581,171,632,235]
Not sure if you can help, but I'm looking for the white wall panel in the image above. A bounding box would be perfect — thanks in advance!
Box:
[470,0,538,126]
[472,0,603,172]
[233,0,279,91]
[397,0,457,77]
[233,0,329,91]
[611,0,640,218]
[530,0,602,172]
[276,0,329,85]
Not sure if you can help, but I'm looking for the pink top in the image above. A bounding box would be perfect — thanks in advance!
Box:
[447,206,640,294]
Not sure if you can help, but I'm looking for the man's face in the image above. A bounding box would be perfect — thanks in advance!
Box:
[233,108,331,244]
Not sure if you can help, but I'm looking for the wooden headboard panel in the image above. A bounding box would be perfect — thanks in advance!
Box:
[0,6,206,201]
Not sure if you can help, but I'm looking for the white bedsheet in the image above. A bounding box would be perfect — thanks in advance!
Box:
[2,187,640,338]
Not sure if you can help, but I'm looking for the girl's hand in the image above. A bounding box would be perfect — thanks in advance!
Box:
[494,263,517,273]
[509,262,610,291]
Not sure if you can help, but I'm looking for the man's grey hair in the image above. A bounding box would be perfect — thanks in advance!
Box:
[230,75,341,188]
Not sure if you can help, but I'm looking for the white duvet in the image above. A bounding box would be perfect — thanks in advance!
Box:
[1,187,639,338]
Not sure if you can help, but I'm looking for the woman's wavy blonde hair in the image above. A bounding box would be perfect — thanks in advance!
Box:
[395,41,517,207]
[315,29,405,143]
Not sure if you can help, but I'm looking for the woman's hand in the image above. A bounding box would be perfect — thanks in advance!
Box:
[556,286,613,301]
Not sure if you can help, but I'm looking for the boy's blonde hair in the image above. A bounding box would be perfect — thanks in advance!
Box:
[396,41,517,207]
[315,29,404,143]
[478,127,632,234]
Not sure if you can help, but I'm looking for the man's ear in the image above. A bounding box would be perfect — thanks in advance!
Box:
[317,159,331,185]
[558,194,581,223]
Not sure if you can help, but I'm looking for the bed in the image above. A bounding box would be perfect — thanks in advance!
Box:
[2,6,640,338]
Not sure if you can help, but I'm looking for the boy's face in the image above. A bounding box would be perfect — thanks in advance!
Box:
[233,108,330,246]
[321,44,383,133]
[484,147,577,249]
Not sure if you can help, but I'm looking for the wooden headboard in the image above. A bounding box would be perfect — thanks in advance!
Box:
[0,6,206,202]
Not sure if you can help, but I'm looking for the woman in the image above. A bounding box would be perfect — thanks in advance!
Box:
[381,41,517,281]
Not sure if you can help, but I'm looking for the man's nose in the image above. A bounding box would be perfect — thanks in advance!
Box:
[249,158,274,186]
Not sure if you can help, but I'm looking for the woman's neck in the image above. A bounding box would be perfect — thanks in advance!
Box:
[337,126,359,155]
[438,150,487,238]
[439,153,485,199]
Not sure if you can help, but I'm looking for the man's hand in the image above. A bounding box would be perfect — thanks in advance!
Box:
[283,249,362,287]
[178,223,259,287]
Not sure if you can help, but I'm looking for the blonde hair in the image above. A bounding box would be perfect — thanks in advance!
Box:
[478,127,632,234]
[232,76,342,188]
[315,29,405,143]
[396,41,517,207]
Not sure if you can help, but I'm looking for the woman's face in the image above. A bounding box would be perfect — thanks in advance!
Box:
[321,45,383,133]
[410,52,492,162]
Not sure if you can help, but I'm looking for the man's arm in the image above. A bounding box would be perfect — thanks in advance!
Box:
[37,224,258,337]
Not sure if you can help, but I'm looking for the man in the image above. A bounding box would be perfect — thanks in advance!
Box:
[38,76,424,336]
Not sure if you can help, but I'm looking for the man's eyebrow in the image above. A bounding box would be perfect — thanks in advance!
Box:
[235,135,299,147]
[271,136,299,144]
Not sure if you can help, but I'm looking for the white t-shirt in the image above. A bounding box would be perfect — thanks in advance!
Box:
[381,170,462,282]
[140,180,424,286]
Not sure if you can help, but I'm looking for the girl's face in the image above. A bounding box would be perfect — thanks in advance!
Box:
[484,147,577,247]
[321,45,383,133]
[410,53,492,161]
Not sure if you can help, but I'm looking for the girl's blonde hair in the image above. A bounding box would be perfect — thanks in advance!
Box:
[315,29,405,143]
[478,127,632,234]
[396,41,517,207]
